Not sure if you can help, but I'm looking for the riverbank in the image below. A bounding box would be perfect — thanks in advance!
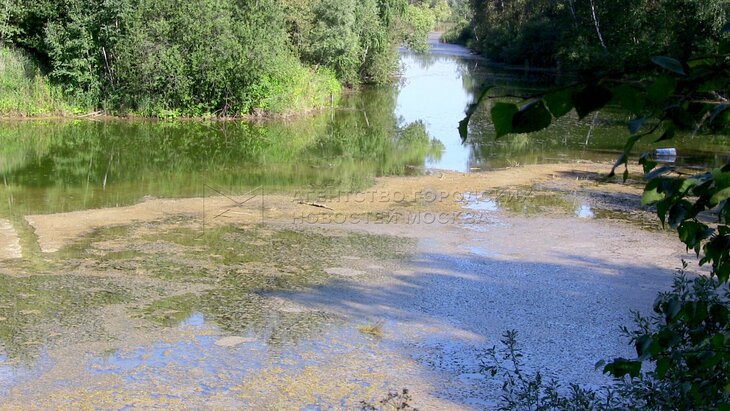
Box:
[0,160,689,409]
[0,47,341,120]
[15,161,656,256]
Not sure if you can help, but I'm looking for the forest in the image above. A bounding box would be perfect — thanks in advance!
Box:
[0,0,446,117]
[446,0,729,71]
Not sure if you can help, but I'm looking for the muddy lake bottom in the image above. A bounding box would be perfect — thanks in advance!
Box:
[0,162,695,409]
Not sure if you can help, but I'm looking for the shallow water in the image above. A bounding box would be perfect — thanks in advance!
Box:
[0,38,725,409]
[2,42,728,218]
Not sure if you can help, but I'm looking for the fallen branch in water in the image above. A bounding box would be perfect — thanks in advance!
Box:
[297,201,334,211]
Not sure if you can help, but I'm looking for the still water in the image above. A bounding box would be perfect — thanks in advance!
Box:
[0,38,728,410]
[1,43,729,217]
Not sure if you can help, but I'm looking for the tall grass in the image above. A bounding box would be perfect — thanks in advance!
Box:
[244,56,341,117]
[0,47,80,116]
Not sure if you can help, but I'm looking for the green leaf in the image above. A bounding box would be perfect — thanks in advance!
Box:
[655,124,676,142]
[710,187,730,207]
[710,169,730,206]
[668,200,692,228]
[609,153,628,178]
[710,304,729,327]
[636,335,653,359]
[611,134,642,177]
[573,84,613,119]
[655,357,671,378]
[642,179,666,205]
[491,102,519,138]
[645,166,675,180]
[708,104,728,126]
[678,221,714,255]
[457,118,471,140]
[543,88,574,118]
[603,358,642,378]
[687,57,717,68]
[639,153,658,174]
[657,201,669,226]
[511,100,552,134]
[666,298,682,321]
[648,76,677,103]
[667,106,694,129]
[652,56,686,75]
[458,85,494,140]
[611,84,646,116]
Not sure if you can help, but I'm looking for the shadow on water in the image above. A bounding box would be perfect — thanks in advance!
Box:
[246,244,679,407]
[0,39,725,408]
[0,223,681,407]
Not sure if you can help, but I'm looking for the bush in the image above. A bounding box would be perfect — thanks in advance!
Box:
[441,25,473,46]
[0,47,79,115]
[0,0,425,116]
[459,20,730,410]
[400,4,435,53]
[602,264,730,409]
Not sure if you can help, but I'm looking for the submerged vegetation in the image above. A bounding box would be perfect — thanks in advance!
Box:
[1,0,729,408]
[0,220,415,361]
[0,0,443,117]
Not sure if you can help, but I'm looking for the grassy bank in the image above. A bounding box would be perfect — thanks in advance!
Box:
[0,47,341,119]
[0,48,82,117]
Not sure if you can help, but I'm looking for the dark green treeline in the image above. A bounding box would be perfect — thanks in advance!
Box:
[446,0,728,71]
[0,0,434,116]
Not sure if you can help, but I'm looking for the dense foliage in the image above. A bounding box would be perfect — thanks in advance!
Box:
[0,0,437,116]
[448,0,728,71]
[461,13,730,410]
[0,46,70,115]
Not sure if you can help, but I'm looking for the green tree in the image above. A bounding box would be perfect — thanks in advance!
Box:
[459,0,728,70]
[0,0,23,45]
[400,3,435,53]
[0,0,428,116]
[460,18,730,410]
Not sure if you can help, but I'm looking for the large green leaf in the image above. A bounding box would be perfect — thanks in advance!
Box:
[678,221,714,255]
[458,85,494,140]
[611,84,646,116]
[543,88,574,118]
[628,117,646,135]
[642,179,666,205]
[491,102,518,138]
[603,358,642,378]
[572,84,613,119]
[655,124,676,142]
[511,100,552,134]
[711,187,730,207]
[648,76,677,103]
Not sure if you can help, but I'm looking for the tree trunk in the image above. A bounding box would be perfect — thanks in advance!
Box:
[589,0,608,51]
